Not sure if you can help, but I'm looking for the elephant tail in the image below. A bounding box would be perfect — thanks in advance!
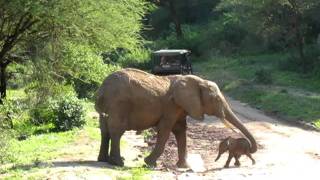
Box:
[95,99,108,121]
[94,97,103,113]
[95,92,108,115]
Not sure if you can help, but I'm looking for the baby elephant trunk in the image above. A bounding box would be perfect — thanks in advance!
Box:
[215,153,222,162]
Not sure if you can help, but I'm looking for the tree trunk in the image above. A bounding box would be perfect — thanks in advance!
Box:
[0,63,7,104]
[296,28,306,72]
[168,0,183,39]
[288,0,306,72]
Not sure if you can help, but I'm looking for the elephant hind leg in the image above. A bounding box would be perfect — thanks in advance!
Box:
[144,120,172,167]
[108,128,125,166]
[246,153,255,165]
[107,114,126,166]
[98,115,111,162]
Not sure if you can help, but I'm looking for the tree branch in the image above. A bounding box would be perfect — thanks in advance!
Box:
[0,14,38,60]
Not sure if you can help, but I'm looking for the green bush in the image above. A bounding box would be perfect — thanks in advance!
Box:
[254,69,273,84]
[0,129,13,163]
[52,96,86,131]
[154,24,203,56]
[30,104,55,126]
[27,84,77,125]
[72,78,100,100]
[27,84,86,131]
[278,44,320,74]
[0,98,25,129]
[62,42,120,99]
[118,48,151,70]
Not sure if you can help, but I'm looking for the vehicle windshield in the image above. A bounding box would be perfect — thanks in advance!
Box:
[154,54,186,67]
[159,56,180,66]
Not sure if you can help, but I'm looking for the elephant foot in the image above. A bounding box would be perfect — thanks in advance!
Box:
[176,160,189,168]
[108,156,124,167]
[252,160,256,165]
[144,156,157,168]
[224,164,229,168]
[234,161,241,167]
[98,154,109,162]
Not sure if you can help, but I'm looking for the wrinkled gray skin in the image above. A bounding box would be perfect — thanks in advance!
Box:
[95,68,257,168]
[215,136,256,168]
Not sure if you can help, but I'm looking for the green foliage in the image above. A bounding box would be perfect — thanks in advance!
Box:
[195,54,320,128]
[279,45,320,73]
[0,99,14,129]
[254,69,273,84]
[315,120,320,128]
[216,0,320,50]
[149,0,320,64]
[27,87,86,132]
[0,97,27,129]
[62,42,120,84]
[154,24,203,54]
[118,48,152,69]
[35,0,148,51]
[26,41,120,101]
[230,87,320,127]
[72,79,100,100]
[1,0,149,103]
[61,42,120,99]
[146,0,220,37]
[26,79,77,105]
[52,95,86,132]
[0,129,13,164]
[29,104,55,126]
[154,19,260,57]
[7,63,31,90]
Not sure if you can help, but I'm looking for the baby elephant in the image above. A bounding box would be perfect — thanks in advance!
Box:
[215,136,255,168]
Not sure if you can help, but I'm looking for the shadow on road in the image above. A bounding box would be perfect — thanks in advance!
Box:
[6,160,147,172]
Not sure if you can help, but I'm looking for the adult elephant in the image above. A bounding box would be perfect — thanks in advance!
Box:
[95,68,257,167]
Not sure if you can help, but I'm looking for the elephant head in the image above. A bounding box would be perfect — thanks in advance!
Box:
[215,136,231,162]
[171,75,257,153]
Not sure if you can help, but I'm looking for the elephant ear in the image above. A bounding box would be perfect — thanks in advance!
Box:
[172,77,204,120]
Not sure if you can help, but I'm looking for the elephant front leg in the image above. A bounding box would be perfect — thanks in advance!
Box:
[234,154,241,167]
[224,153,233,168]
[144,126,171,167]
[172,119,188,168]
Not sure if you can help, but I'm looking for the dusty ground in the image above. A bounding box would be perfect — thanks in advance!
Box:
[5,98,319,179]
[147,98,320,179]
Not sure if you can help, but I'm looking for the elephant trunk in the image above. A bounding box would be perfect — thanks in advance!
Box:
[215,152,222,161]
[224,105,257,153]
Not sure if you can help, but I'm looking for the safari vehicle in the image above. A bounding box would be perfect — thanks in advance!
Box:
[151,49,192,75]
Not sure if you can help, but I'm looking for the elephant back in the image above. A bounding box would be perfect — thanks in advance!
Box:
[95,68,170,113]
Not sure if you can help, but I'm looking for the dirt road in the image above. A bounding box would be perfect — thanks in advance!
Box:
[189,98,320,179]
[14,97,320,179]
[141,97,320,180]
